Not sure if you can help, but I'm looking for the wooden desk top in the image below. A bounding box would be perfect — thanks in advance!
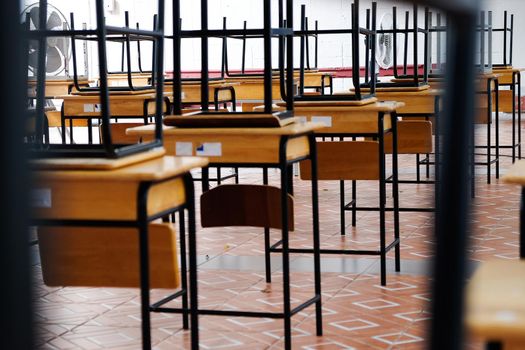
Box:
[175,80,239,87]
[390,77,444,83]
[370,88,443,97]
[128,120,325,137]
[502,160,525,185]
[356,85,431,93]
[478,72,503,80]
[27,78,91,86]
[273,100,405,113]
[493,67,525,73]
[107,72,153,77]
[35,154,208,182]
[225,76,300,84]
[61,91,172,100]
[466,260,525,341]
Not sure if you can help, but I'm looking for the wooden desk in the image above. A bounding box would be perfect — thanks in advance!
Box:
[59,91,171,144]
[502,160,525,257]
[257,100,403,286]
[352,85,442,184]
[367,85,441,114]
[493,67,523,161]
[32,152,207,350]
[128,121,324,349]
[475,73,501,185]
[27,78,92,98]
[105,72,152,87]
[466,260,525,350]
[296,70,334,94]
[225,76,299,111]
[165,80,238,108]
[390,77,444,90]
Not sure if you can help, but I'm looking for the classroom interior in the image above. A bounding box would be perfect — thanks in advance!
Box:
[2,0,525,349]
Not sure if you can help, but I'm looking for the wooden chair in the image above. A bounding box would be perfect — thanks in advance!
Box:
[384,120,434,183]
[201,184,294,230]
[299,140,400,285]
[300,141,379,229]
[198,184,314,345]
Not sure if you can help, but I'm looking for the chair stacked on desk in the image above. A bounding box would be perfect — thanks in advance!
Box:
[25,2,204,350]
[249,1,404,287]
[132,1,324,349]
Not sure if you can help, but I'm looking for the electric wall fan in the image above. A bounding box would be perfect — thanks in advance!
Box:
[23,2,71,77]
[376,13,394,69]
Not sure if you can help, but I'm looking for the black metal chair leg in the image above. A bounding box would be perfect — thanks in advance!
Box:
[340,180,346,235]
[263,168,271,283]
[486,341,503,350]
[178,210,189,329]
[352,180,357,227]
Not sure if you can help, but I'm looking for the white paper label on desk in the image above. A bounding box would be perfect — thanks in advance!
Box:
[312,116,332,127]
[196,143,222,156]
[181,92,186,99]
[31,188,52,208]
[176,142,193,156]
[84,104,101,113]
[296,116,308,124]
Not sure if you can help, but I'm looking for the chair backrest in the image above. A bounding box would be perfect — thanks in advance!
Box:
[301,141,380,181]
[384,120,433,154]
[100,123,144,144]
[201,184,294,230]
[38,223,179,289]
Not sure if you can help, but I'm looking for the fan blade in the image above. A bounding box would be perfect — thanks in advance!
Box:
[28,51,39,69]
[29,7,40,29]
[46,46,63,73]
[47,11,62,30]
[55,37,69,58]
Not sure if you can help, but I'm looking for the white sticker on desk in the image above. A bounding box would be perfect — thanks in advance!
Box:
[176,142,193,156]
[181,92,186,99]
[312,116,332,127]
[31,188,52,208]
[296,116,308,124]
[84,104,101,113]
[196,143,222,156]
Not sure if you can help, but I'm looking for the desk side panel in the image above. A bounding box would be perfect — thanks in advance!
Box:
[38,223,179,289]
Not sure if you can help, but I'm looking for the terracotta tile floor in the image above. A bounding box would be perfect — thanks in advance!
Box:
[34,113,521,349]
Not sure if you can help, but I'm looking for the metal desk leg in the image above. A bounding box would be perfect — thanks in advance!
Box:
[308,133,323,337]
[518,73,522,159]
[379,112,387,286]
[495,80,500,179]
[263,167,271,283]
[279,138,292,350]
[202,167,210,192]
[178,210,189,329]
[137,183,152,350]
[392,112,401,272]
[486,79,492,185]
[184,173,199,350]
[340,180,346,235]
[512,73,517,162]
[60,104,66,144]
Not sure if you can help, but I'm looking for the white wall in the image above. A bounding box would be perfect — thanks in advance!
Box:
[29,0,525,91]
